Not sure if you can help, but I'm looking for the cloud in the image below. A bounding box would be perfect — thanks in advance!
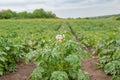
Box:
[0,0,120,17]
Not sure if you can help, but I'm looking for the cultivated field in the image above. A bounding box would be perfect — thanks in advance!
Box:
[0,19,120,80]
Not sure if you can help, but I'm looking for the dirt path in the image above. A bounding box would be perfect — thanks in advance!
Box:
[0,61,35,80]
[82,58,111,80]
[82,46,112,80]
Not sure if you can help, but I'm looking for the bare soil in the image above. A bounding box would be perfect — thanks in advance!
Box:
[0,61,35,80]
[82,58,112,80]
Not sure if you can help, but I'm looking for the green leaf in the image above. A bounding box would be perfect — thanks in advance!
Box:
[0,68,4,75]
[104,61,120,75]
[112,75,120,80]
[30,66,44,80]
[78,70,90,80]
[50,71,69,80]
[25,51,35,64]
[5,47,10,51]
[112,50,120,61]
[0,56,7,62]
[65,54,81,64]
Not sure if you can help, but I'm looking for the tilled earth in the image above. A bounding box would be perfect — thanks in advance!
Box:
[82,58,112,80]
[0,61,35,80]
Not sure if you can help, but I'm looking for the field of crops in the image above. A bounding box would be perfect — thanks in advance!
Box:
[0,19,120,80]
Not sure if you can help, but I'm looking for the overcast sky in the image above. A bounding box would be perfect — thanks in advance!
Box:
[0,0,120,18]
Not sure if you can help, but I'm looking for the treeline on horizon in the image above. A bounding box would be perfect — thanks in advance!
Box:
[0,8,57,19]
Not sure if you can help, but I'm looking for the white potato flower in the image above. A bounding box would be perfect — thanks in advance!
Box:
[56,34,65,42]
[28,40,33,47]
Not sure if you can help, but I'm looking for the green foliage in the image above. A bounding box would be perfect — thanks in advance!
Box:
[78,70,90,80]
[0,36,18,74]
[112,75,120,80]
[25,38,90,80]
[32,9,56,18]
[68,20,120,80]
[0,33,31,75]
[96,38,120,79]
[104,61,120,75]
[50,71,69,80]
[0,9,16,19]
[17,11,31,19]
[0,19,120,80]
[30,66,44,80]
[0,8,56,19]
[116,17,120,20]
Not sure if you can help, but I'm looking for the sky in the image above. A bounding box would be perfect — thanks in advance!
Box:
[0,0,120,18]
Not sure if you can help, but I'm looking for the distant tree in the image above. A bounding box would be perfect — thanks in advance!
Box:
[46,11,56,18]
[116,17,120,20]
[32,9,56,18]
[108,16,116,20]
[76,17,81,19]
[0,9,16,19]
[32,9,46,18]
[0,8,56,19]
[16,11,31,19]
[84,17,90,19]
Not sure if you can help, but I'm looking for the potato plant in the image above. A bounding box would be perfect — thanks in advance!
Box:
[96,38,120,79]
[26,36,90,80]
